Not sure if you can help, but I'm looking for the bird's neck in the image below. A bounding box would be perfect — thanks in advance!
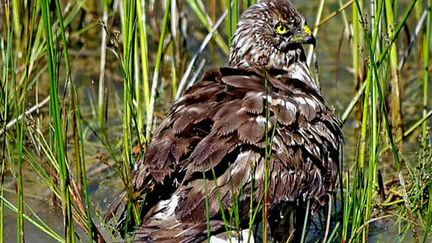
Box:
[229,48,320,91]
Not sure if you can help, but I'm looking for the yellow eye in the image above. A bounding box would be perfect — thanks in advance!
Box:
[275,23,289,35]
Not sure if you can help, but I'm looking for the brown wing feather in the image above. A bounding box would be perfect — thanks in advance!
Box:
[108,67,343,241]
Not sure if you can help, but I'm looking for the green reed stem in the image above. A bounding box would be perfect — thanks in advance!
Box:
[122,0,141,228]
[41,0,75,241]
[352,2,371,241]
[147,0,171,140]
[12,0,21,51]
[306,0,325,65]
[98,0,110,129]
[227,0,233,46]
[349,0,375,240]
[210,168,233,243]
[203,175,212,242]
[385,0,403,138]
[365,65,378,243]
[247,156,258,243]
[370,0,404,170]
[357,69,371,243]
[70,51,94,242]
[5,3,26,239]
[12,23,26,243]
[187,0,229,56]
[1,197,64,242]
[59,3,94,236]
[53,0,80,196]
[419,2,432,238]
[227,0,241,46]
[0,34,5,238]
[352,0,363,88]
[357,66,369,171]
[422,0,431,143]
[169,43,178,98]
[171,0,185,99]
[300,200,311,243]
[365,2,384,241]
[233,0,240,33]
[137,0,150,143]
[337,0,350,30]
[415,0,424,18]
[342,172,351,240]
[15,0,40,240]
[55,1,88,238]
[376,0,417,66]
[379,109,432,154]
[262,73,275,243]
[353,1,408,240]
[53,0,71,79]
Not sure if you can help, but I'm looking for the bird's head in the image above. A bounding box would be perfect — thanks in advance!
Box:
[229,0,315,71]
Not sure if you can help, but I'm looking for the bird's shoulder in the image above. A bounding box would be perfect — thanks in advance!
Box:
[133,66,342,189]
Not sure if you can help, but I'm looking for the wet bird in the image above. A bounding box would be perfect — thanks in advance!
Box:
[106,0,343,242]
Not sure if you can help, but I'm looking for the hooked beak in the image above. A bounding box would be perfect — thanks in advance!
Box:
[291,25,316,47]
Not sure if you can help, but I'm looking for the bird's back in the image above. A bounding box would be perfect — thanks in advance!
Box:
[113,66,342,242]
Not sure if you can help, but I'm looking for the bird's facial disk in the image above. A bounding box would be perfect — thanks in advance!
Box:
[229,0,315,69]
[274,21,316,50]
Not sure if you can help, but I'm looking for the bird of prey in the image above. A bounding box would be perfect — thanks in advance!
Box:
[106,0,343,242]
